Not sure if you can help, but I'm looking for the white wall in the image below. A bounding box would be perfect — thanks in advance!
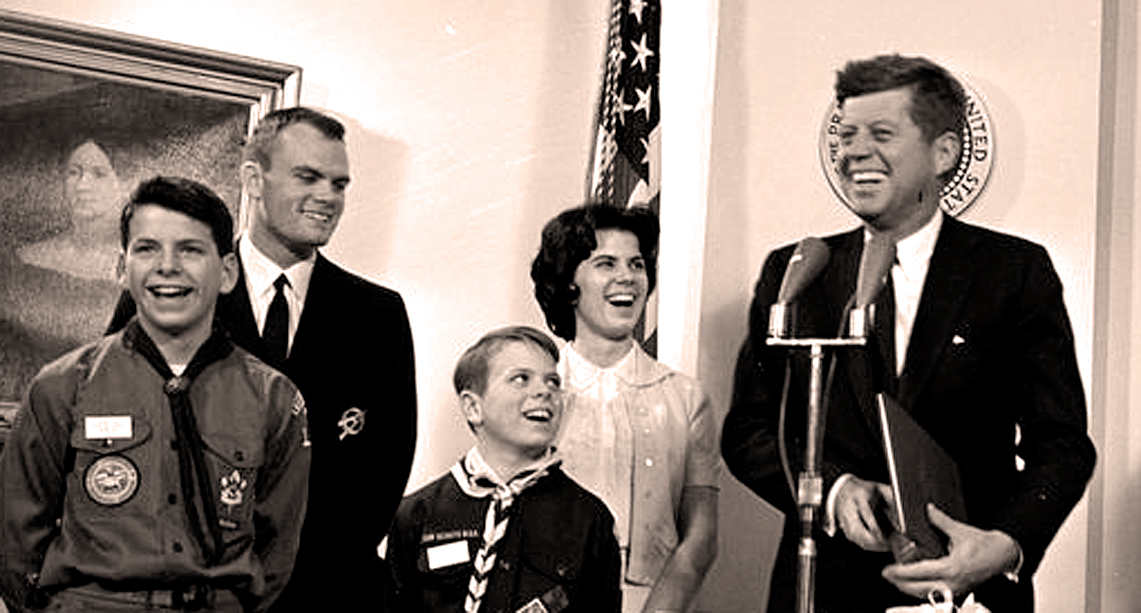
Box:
[701,0,1101,611]
[1089,1,1141,611]
[3,1,1127,611]
[2,0,611,491]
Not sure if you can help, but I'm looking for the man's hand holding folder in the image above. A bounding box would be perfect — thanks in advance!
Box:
[873,393,1022,602]
[882,503,1021,602]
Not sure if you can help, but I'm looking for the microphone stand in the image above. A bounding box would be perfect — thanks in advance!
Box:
[768,304,870,613]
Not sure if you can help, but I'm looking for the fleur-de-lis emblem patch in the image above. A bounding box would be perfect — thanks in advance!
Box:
[220,469,248,508]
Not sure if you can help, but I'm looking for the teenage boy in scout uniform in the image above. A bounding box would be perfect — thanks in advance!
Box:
[384,326,620,613]
[0,176,311,612]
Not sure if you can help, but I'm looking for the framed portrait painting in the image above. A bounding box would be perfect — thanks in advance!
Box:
[0,9,301,433]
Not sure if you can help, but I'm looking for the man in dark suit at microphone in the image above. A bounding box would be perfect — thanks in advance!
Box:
[722,54,1095,612]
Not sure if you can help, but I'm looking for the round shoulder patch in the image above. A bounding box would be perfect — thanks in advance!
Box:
[85,454,139,506]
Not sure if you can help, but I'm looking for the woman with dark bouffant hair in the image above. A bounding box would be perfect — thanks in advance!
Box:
[530,203,719,613]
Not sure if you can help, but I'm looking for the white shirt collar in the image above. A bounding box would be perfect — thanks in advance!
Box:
[563,342,636,390]
[239,234,316,306]
[893,210,943,277]
[861,210,944,375]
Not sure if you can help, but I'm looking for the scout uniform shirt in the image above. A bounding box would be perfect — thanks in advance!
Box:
[0,321,310,611]
[384,448,620,613]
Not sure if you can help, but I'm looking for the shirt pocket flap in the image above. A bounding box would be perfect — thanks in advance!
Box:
[521,546,581,583]
[201,434,264,468]
[71,417,152,454]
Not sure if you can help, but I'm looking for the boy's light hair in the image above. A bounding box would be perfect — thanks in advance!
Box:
[453,326,559,397]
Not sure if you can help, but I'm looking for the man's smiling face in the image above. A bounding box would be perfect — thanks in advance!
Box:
[837,86,950,235]
[250,122,351,264]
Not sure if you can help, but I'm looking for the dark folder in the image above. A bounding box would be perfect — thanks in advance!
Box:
[876,393,968,563]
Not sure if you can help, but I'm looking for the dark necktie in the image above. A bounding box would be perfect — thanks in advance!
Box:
[264,274,290,366]
[875,269,898,395]
[126,319,234,567]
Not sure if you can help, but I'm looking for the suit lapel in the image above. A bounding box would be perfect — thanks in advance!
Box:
[219,253,264,357]
[830,230,884,430]
[288,252,331,367]
[897,217,979,407]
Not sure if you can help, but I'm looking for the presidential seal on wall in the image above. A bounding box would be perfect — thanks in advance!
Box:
[85,454,139,506]
[819,74,994,217]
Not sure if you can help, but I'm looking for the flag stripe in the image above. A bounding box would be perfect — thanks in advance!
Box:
[587,0,661,354]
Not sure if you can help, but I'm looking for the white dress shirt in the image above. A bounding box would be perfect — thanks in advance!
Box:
[885,210,943,374]
[239,236,315,354]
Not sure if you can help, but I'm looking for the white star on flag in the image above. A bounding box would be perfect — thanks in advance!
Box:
[634,85,653,121]
[629,0,647,24]
[630,32,654,72]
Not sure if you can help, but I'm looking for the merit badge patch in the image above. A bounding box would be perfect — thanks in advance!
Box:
[220,469,248,507]
[338,407,365,441]
[85,455,139,506]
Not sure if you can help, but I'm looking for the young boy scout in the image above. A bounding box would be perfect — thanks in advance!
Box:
[0,176,311,612]
[384,326,620,613]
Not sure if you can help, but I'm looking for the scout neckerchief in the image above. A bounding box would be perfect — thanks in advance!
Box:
[125,318,233,567]
[451,447,560,613]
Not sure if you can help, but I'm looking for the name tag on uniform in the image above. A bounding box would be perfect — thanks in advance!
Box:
[426,540,470,570]
[85,416,132,439]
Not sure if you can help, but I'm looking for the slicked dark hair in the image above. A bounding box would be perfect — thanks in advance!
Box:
[835,54,966,146]
[530,203,659,341]
[453,325,560,396]
[243,107,346,170]
[120,176,234,256]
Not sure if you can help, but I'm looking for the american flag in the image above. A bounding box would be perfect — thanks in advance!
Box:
[586,0,661,354]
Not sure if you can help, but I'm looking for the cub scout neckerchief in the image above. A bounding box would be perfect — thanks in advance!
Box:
[452,447,560,613]
[125,318,234,568]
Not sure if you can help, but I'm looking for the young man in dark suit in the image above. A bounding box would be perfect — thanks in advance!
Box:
[110,108,417,612]
[721,55,1095,613]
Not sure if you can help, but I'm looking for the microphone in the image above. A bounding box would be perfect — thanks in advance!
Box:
[849,233,896,338]
[768,237,830,338]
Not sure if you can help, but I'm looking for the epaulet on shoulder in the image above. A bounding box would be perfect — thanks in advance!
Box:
[65,334,120,384]
[566,475,612,515]
[403,472,454,507]
[234,348,292,396]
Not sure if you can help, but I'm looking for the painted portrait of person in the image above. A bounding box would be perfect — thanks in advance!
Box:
[18,138,125,281]
[0,65,249,411]
[0,136,132,408]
